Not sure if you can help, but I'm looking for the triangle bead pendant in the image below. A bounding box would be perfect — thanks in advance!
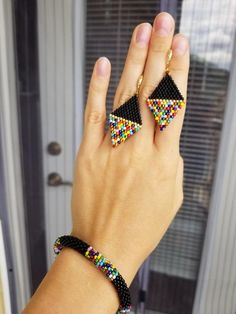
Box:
[109,115,142,147]
[109,95,142,147]
[147,73,185,131]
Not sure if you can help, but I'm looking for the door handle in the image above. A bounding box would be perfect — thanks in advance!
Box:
[47,142,62,155]
[47,172,72,187]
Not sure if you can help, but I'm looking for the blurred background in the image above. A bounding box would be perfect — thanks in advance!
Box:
[0,0,236,313]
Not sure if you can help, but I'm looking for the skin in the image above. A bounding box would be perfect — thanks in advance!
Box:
[23,12,189,314]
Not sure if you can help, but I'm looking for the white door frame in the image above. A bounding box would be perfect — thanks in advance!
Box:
[0,0,30,311]
[37,0,85,266]
[193,33,236,314]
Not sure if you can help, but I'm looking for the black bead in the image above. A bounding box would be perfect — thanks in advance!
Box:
[149,73,184,100]
[112,95,142,125]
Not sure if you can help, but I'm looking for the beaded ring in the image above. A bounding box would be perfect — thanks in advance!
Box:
[54,235,132,313]
[146,50,185,130]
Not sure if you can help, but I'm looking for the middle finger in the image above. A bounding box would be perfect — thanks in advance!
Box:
[140,13,175,136]
[113,23,152,110]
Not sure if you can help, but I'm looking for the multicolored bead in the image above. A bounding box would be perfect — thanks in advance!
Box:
[117,306,132,313]
[109,95,142,147]
[85,246,119,281]
[147,98,185,131]
[109,114,142,147]
[53,238,63,254]
[146,73,185,130]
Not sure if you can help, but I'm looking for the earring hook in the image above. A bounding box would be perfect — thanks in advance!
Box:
[136,74,143,97]
[166,49,172,74]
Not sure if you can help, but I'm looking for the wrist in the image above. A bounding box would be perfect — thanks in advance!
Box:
[56,235,133,312]
[70,230,141,286]
[57,248,120,313]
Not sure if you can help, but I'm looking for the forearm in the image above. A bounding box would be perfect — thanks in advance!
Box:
[23,248,128,314]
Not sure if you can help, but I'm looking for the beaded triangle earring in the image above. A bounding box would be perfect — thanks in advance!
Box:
[109,76,143,147]
[146,50,185,131]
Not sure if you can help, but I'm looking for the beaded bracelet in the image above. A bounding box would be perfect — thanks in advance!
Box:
[53,235,132,313]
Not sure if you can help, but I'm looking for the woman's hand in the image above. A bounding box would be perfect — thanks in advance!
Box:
[72,12,189,285]
[23,12,189,314]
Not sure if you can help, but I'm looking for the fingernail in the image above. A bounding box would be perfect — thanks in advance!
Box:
[173,37,188,56]
[96,57,110,77]
[136,23,151,47]
[154,13,173,36]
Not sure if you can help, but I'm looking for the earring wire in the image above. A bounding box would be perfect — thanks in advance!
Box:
[166,49,173,74]
[136,74,143,97]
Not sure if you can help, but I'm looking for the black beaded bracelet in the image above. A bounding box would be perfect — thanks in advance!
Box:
[54,235,132,313]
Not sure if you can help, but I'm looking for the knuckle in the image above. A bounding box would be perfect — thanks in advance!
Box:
[176,191,184,211]
[130,151,145,167]
[177,155,184,174]
[179,155,184,167]
[117,90,136,106]
[128,49,146,65]
[140,84,157,101]
[170,66,187,76]
[150,39,170,54]
[87,111,105,124]
[156,141,181,160]
[84,155,93,171]
[130,145,153,167]
[78,153,94,174]
[162,167,176,181]
[89,81,104,94]
[75,154,87,176]
[158,153,179,176]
